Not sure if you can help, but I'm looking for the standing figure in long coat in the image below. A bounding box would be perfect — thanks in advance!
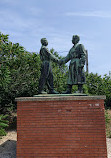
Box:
[59,35,86,94]
[38,38,59,94]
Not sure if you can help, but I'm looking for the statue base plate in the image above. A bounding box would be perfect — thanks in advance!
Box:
[33,93,88,97]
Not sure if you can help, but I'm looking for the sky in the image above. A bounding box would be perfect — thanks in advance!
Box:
[0,0,111,76]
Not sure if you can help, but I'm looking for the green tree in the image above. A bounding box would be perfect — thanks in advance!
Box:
[0,32,69,110]
[102,75,111,107]
[86,73,103,95]
[0,32,42,109]
[1,32,111,110]
[50,49,68,93]
[0,65,11,108]
[86,73,111,107]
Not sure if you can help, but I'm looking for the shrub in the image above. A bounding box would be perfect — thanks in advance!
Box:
[105,110,111,138]
[0,114,9,138]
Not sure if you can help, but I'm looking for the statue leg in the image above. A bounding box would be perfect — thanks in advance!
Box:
[47,68,59,94]
[38,75,47,94]
[78,84,83,93]
[38,63,49,94]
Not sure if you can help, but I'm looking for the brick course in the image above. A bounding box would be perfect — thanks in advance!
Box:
[16,96,107,158]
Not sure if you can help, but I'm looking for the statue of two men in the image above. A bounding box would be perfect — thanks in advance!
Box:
[38,35,86,94]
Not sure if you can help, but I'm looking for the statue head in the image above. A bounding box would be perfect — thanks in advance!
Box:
[72,35,80,45]
[41,38,48,46]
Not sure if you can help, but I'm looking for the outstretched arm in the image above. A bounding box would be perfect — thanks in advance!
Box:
[43,47,59,63]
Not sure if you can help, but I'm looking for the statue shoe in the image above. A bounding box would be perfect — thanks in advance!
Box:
[62,90,71,94]
[38,90,47,94]
[49,90,59,94]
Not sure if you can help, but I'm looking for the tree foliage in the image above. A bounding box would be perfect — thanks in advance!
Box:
[86,73,111,107]
[0,32,111,110]
[0,32,68,109]
[0,32,41,109]
[50,49,68,93]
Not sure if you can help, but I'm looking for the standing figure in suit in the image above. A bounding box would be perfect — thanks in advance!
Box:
[38,38,59,94]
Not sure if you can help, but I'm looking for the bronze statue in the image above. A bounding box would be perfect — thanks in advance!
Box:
[38,38,59,94]
[59,35,86,94]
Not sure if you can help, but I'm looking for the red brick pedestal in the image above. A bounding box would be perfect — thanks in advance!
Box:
[16,95,107,158]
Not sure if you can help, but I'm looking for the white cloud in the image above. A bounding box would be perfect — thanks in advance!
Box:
[65,11,111,18]
[0,8,42,32]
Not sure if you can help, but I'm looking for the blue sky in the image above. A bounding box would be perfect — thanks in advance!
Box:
[0,0,111,76]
